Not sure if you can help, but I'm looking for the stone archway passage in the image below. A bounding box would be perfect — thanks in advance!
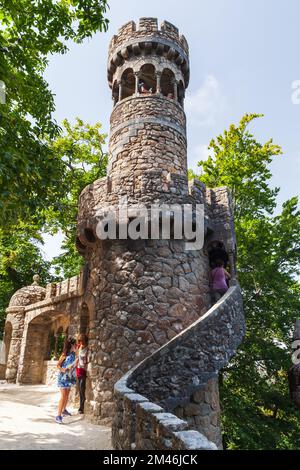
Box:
[17,311,70,385]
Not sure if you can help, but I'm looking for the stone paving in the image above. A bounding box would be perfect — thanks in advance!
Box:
[0,383,111,450]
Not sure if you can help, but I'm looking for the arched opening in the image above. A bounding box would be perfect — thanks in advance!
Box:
[161,68,175,99]
[19,311,70,384]
[138,64,156,95]
[112,80,119,106]
[84,228,96,244]
[177,80,185,107]
[48,325,67,361]
[121,68,135,100]
[208,241,229,269]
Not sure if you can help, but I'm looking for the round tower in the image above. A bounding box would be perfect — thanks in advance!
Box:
[107,17,189,181]
[77,19,211,425]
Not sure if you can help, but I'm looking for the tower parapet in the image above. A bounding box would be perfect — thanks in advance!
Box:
[108,18,189,89]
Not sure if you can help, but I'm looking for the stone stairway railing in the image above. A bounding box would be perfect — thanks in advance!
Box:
[112,284,245,450]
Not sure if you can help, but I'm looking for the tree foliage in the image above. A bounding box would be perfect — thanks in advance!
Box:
[0,223,54,335]
[45,118,108,278]
[0,117,107,335]
[197,113,300,449]
[0,0,109,224]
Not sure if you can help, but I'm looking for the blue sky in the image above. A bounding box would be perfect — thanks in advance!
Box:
[43,0,300,260]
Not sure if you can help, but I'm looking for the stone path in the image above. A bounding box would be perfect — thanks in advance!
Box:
[0,383,112,450]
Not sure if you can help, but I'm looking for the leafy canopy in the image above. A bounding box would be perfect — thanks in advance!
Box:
[196,113,300,449]
[0,0,109,224]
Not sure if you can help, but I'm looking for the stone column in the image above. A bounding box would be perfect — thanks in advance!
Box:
[4,310,25,383]
[175,376,223,449]
[118,80,123,102]
[156,71,162,94]
[134,72,140,95]
[172,79,178,101]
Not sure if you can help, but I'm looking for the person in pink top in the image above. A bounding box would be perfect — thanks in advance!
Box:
[210,259,231,303]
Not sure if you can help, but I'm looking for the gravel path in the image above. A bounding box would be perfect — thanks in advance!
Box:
[0,383,112,450]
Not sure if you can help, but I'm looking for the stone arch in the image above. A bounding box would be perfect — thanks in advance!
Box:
[121,68,135,100]
[112,80,119,106]
[207,240,229,269]
[177,80,185,106]
[161,68,175,98]
[112,57,184,87]
[138,63,157,94]
[17,310,70,384]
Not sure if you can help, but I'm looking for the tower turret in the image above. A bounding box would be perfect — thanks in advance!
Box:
[107,18,189,180]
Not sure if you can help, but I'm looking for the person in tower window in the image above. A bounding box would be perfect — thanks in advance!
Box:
[209,259,231,304]
[138,81,152,94]
[76,333,88,414]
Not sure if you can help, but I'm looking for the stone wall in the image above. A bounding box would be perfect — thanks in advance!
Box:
[109,97,187,179]
[109,19,189,57]
[17,322,50,384]
[0,364,5,380]
[83,237,211,425]
[42,360,58,386]
[112,377,217,451]
[112,285,245,450]
[4,311,25,382]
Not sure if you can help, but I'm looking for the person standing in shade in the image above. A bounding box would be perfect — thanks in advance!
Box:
[210,259,231,304]
[76,333,88,414]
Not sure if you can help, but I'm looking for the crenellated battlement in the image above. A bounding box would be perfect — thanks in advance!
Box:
[108,18,190,90]
[109,18,189,57]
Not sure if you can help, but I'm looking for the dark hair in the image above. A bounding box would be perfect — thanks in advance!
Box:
[78,333,88,347]
[62,337,76,355]
[215,259,224,267]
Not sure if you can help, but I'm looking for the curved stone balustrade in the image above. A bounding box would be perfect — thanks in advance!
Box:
[112,284,245,450]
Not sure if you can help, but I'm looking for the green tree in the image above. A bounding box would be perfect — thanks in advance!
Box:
[0,0,109,225]
[45,118,108,278]
[197,114,300,449]
[0,223,55,336]
[0,117,108,334]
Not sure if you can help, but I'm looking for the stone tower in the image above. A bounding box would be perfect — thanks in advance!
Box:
[76,17,238,435]
[2,18,243,449]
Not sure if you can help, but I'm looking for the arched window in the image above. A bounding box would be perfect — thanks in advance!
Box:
[208,241,229,269]
[121,68,135,100]
[161,68,175,99]
[138,64,156,95]
[177,80,185,107]
[112,80,119,106]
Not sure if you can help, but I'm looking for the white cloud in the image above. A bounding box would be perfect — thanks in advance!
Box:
[185,75,227,127]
